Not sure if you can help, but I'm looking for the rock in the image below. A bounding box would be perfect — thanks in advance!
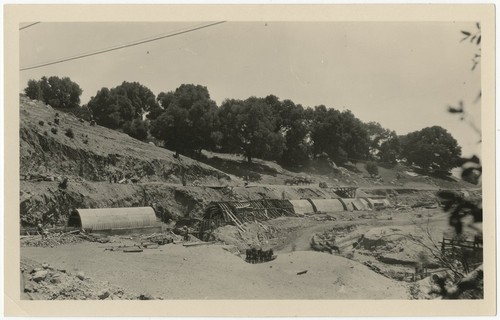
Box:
[50,274,61,284]
[24,281,35,293]
[42,263,50,269]
[30,267,42,274]
[97,289,110,300]
[76,271,85,280]
[32,270,48,282]
[139,293,153,300]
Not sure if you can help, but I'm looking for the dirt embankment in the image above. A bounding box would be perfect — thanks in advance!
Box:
[20,96,234,185]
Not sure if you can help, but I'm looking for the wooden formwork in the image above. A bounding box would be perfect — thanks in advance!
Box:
[199,200,296,238]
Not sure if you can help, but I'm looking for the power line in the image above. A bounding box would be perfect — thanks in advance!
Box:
[19,22,40,31]
[20,21,226,72]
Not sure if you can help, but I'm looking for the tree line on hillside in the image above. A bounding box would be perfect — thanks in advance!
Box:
[24,76,462,174]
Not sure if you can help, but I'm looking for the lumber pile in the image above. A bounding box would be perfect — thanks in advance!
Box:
[20,230,110,247]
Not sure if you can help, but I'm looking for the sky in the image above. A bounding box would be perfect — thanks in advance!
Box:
[19,21,482,157]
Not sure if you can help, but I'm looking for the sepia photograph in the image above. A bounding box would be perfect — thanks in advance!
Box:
[3,3,496,317]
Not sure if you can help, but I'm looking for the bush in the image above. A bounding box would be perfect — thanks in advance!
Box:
[43,131,48,136]
[51,127,58,134]
[365,161,379,177]
[54,118,60,125]
[38,120,44,126]
[65,128,74,138]
[59,178,68,189]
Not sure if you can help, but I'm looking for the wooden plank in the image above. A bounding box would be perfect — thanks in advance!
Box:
[223,203,244,229]
[123,248,143,253]
[219,203,245,232]
[183,241,216,247]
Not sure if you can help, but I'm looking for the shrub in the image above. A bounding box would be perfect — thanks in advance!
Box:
[59,178,68,189]
[43,131,48,136]
[51,127,58,134]
[54,118,60,125]
[365,161,379,177]
[65,128,74,138]
[38,120,44,126]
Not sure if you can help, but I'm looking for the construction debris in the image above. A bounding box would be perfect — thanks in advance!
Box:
[20,230,111,247]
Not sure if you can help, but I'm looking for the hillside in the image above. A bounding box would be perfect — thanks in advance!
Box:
[19,95,477,226]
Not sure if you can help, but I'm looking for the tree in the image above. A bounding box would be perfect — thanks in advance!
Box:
[24,76,82,108]
[265,95,312,167]
[87,81,158,139]
[365,121,401,164]
[115,81,159,118]
[339,110,371,162]
[365,161,379,177]
[87,87,129,129]
[218,97,285,164]
[123,118,149,141]
[310,106,370,165]
[149,84,219,155]
[379,135,401,165]
[24,79,42,100]
[400,126,461,173]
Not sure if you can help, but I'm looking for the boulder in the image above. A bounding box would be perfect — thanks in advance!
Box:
[76,271,85,280]
[23,281,35,293]
[50,274,62,284]
[30,267,42,274]
[97,289,110,300]
[139,293,153,300]
[32,270,48,282]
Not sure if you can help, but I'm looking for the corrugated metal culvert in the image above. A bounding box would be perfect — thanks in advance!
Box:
[68,207,158,231]
[289,200,315,216]
[309,199,345,213]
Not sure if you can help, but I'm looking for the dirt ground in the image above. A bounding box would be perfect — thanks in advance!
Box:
[21,241,409,299]
[21,208,464,300]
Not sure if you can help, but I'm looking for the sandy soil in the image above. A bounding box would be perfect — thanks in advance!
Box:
[21,241,409,299]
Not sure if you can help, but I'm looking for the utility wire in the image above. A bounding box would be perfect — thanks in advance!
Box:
[20,21,226,72]
[19,22,40,31]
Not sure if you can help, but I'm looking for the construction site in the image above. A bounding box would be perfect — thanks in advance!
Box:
[19,95,483,300]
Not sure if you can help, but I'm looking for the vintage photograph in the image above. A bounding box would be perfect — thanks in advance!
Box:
[7,5,494,315]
